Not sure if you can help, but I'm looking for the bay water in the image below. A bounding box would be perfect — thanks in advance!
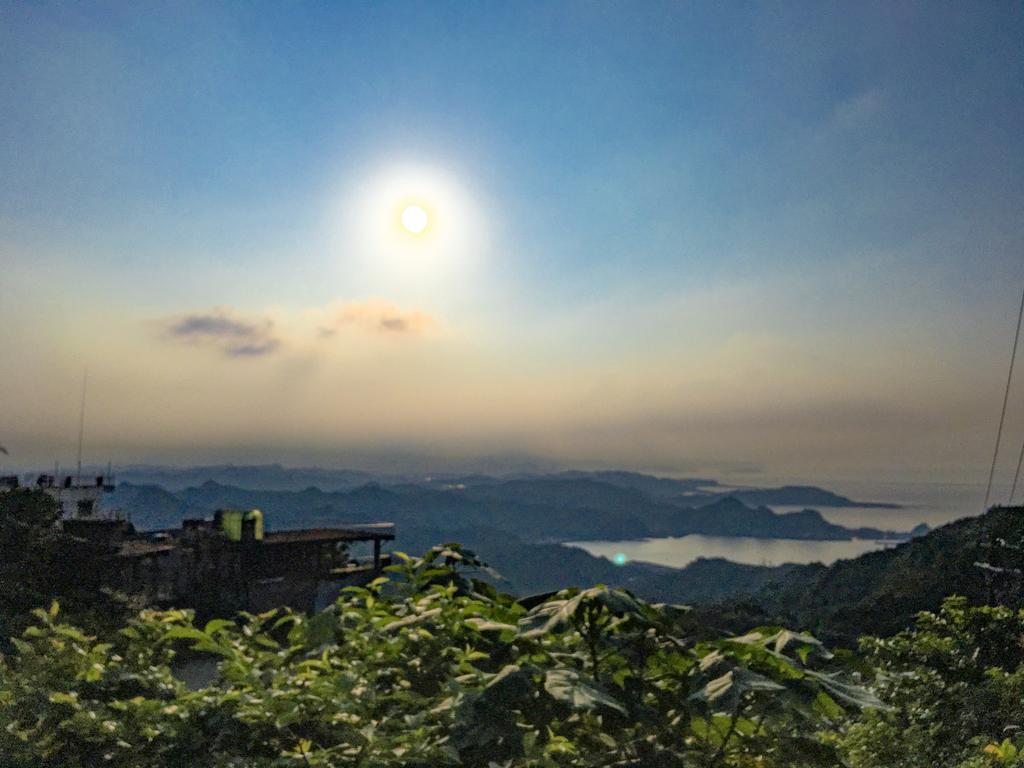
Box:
[566,478,993,569]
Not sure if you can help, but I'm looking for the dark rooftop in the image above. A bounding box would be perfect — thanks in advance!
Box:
[114,523,395,558]
[264,525,395,545]
[118,540,176,558]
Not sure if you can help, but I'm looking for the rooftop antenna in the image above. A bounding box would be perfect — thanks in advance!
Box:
[76,369,87,488]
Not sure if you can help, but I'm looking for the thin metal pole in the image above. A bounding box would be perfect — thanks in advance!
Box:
[76,370,87,487]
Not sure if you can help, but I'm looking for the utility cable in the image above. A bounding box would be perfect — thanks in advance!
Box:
[984,283,1024,511]
[1009,428,1024,505]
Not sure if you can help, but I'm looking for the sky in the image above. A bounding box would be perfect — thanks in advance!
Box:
[1,1,1023,486]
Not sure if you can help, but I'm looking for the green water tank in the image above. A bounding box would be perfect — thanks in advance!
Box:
[218,509,264,542]
[245,509,264,541]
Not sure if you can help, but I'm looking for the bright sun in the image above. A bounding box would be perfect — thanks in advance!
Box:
[347,164,485,285]
[401,205,429,235]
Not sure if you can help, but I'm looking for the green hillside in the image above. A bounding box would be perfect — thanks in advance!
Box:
[704,505,1024,645]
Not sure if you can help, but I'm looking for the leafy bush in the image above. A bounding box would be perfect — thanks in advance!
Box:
[839,597,1024,768]
[0,545,875,767]
[0,489,131,642]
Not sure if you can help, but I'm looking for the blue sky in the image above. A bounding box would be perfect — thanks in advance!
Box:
[2,2,1023,483]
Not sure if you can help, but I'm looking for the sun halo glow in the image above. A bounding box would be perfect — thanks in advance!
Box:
[342,164,486,289]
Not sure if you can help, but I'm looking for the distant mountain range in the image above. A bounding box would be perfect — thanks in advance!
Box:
[92,465,928,604]
[110,464,381,492]
[104,470,910,544]
[90,462,1018,646]
[107,464,900,508]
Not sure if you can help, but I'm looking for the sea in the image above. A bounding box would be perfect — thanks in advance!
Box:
[566,477,1001,569]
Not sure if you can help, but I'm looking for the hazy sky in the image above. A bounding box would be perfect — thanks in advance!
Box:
[2,1,1023,484]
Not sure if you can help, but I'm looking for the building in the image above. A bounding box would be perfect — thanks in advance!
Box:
[113,515,396,615]
[1,471,117,519]
[2,472,397,617]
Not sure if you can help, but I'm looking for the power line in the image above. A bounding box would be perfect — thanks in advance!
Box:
[1010,432,1024,505]
[984,283,1024,511]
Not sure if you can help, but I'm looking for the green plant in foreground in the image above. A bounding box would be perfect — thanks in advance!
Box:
[838,597,1024,768]
[0,544,879,767]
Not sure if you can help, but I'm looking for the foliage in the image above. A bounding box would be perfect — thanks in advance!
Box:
[0,489,64,621]
[711,505,1024,647]
[0,489,130,642]
[0,544,876,767]
[4,496,1023,768]
[838,597,1024,768]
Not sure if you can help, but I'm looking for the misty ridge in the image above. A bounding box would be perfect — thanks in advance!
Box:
[103,463,909,539]
[80,463,926,603]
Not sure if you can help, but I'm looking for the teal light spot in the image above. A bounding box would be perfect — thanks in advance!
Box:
[613,552,628,566]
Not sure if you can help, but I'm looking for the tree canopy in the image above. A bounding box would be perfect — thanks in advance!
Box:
[0,489,129,642]
[0,545,880,767]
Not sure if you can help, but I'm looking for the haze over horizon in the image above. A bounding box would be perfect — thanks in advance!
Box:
[2,2,1023,486]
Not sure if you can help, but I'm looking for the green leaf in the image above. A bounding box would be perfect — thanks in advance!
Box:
[804,669,886,710]
[544,668,627,715]
[164,626,209,641]
[765,629,834,663]
[692,668,785,710]
[203,619,234,634]
[464,618,518,633]
[47,692,79,708]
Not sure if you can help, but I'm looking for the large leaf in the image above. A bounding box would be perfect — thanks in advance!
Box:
[483,664,536,701]
[804,669,887,710]
[692,667,785,710]
[464,617,518,634]
[517,597,578,638]
[517,587,648,639]
[544,668,627,715]
[764,629,834,663]
[450,665,537,753]
[421,543,504,580]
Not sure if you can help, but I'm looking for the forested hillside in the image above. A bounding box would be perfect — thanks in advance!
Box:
[704,505,1024,645]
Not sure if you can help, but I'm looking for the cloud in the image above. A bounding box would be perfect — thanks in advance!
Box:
[159,299,435,359]
[318,300,436,337]
[163,310,280,357]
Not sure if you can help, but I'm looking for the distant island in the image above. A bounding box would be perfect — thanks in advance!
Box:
[709,485,902,509]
